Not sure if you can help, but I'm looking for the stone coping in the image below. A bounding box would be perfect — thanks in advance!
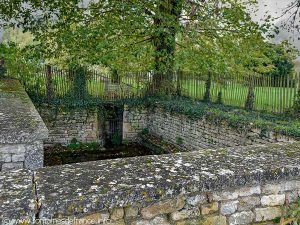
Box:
[0,78,48,143]
[34,142,300,218]
[0,170,35,221]
[1,142,300,220]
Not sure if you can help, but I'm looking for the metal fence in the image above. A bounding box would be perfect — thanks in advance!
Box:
[6,65,300,113]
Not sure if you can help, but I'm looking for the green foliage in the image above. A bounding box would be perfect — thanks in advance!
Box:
[264,42,297,78]
[0,0,281,81]
[122,139,130,146]
[67,139,99,151]
[176,137,184,145]
[112,133,122,146]
[294,90,300,115]
[274,197,300,224]
[141,128,150,135]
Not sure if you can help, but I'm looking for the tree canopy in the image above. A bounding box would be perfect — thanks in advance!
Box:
[0,0,296,92]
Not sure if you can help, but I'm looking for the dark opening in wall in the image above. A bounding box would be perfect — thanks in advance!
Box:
[104,104,123,147]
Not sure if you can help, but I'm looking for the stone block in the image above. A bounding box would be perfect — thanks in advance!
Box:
[0,153,11,162]
[201,215,227,225]
[220,201,239,215]
[262,183,283,195]
[141,196,185,219]
[110,208,124,221]
[12,154,25,162]
[124,206,139,219]
[212,191,238,201]
[238,196,260,211]
[255,207,282,222]
[238,186,261,197]
[186,194,207,207]
[76,211,110,224]
[284,180,300,192]
[130,216,171,225]
[201,202,219,215]
[286,191,299,204]
[261,194,285,206]
[170,208,200,221]
[229,211,254,225]
[2,162,23,171]
[0,144,26,154]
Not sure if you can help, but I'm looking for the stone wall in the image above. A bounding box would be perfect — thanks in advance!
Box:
[123,107,294,150]
[1,142,300,225]
[38,106,103,146]
[0,79,48,171]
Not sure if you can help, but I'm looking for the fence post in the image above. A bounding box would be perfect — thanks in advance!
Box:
[46,65,54,101]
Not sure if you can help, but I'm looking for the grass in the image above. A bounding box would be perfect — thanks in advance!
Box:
[181,79,297,113]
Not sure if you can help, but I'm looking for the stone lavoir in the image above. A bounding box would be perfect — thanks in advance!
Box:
[1,78,300,225]
[1,142,300,225]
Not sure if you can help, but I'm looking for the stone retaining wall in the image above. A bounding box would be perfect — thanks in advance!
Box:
[123,106,294,150]
[37,106,103,146]
[1,142,300,225]
[0,79,48,171]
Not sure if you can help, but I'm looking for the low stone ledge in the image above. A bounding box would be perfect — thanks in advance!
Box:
[0,79,48,144]
[34,142,300,218]
[0,79,48,171]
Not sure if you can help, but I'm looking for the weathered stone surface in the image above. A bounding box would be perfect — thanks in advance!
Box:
[38,106,102,146]
[12,154,25,162]
[286,191,299,203]
[201,202,219,215]
[201,215,227,225]
[229,211,254,225]
[220,201,239,215]
[212,191,239,201]
[170,208,200,221]
[255,207,282,222]
[131,216,170,225]
[141,196,185,219]
[0,79,48,144]
[0,153,11,162]
[262,183,283,195]
[0,170,35,224]
[34,142,300,218]
[77,211,110,224]
[0,79,48,171]
[124,206,139,219]
[0,144,26,154]
[238,196,260,211]
[110,208,124,221]
[2,162,23,171]
[284,180,300,192]
[186,194,207,207]
[261,194,285,206]
[237,186,261,197]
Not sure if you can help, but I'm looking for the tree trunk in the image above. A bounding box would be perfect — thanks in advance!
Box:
[151,0,183,94]
[46,65,54,101]
[111,68,120,84]
[203,73,212,102]
[245,76,255,110]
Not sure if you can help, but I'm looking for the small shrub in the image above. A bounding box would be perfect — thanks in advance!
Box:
[141,128,149,135]
[123,139,130,146]
[112,133,122,146]
[274,197,300,224]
